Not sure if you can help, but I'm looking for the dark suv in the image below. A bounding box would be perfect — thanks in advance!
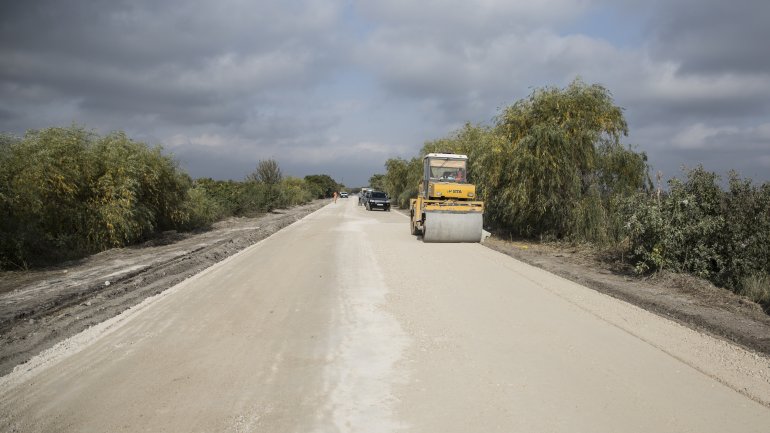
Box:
[365,191,390,211]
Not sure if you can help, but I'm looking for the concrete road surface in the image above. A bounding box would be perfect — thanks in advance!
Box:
[2,198,770,432]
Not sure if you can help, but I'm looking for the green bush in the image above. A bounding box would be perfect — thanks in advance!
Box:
[0,126,325,269]
[382,157,421,208]
[622,193,666,274]
[279,176,314,207]
[194,175,316,218]
[176,183,223,231]
[304,174,341,199]
[0,126,214,268]
[2,126,96,265]
[85,132,192,249]
[622,166,770,308]
[721,173,770,293]
[194,178,244,216]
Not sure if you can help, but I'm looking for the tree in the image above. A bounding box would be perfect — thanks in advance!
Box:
[248,159,282,185]
[369,173,386,191]
[486,78,646,241]
[383,79,650,243]
[383,157,422,208]
[304,174,339,198]
[421,122,498,195]
[248,159,283,211]
[279,176,314,206]
[0,126,202,268]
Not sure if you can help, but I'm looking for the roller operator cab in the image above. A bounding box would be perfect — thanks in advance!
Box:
[409,153,484,242]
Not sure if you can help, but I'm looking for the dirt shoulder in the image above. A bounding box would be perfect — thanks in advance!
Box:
[0,200,328,376]
[484,237,770,357]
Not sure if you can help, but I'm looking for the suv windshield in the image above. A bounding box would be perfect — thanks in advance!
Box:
[371,192,387,199]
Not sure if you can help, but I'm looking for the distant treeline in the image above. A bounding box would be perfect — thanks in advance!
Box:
[376,79,770,308]
[0,126,342,269]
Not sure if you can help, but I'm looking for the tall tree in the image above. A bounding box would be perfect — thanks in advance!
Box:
[248,159,283,211]
[248,159,282,185]
[304,174,339,198]
[488,78,645,240]
[368,173,386,191]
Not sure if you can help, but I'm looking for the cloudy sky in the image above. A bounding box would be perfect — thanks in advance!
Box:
[1,0,769,186]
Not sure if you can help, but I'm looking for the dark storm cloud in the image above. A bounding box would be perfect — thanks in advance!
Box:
[0,107,18,122]
[0,0,344,132]
[625,86,770,127]
[1,0,338,67]
[647,0,770,75]
[3,0,770,185]
[357,0,770,127]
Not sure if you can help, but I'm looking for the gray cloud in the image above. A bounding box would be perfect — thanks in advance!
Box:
[2,0,770,186]
[351,1,770,182]
[647,0,770,75]
[0,0,345,130]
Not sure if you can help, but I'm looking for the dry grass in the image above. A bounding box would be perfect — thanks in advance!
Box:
[739,273,770,307]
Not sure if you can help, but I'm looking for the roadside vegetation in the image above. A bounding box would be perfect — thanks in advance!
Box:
[0,126,341,270]
[376,79,770,309]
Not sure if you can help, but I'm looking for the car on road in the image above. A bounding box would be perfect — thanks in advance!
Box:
[364,191,390,211]
[339,191,349,198]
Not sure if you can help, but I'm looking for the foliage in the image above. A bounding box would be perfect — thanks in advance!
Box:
[623,166,770,308]
[486,79,643,241]
[279,176,315,207]
[193,178,245,217]
[304,174,341,199]
[177,183,222,231]
[0,127,191,267]
[0,126,318,269]
[384,81,648,242]
[194,175,315,218]
[625,167,726,277]
[382,157,421,208]
[368,173,386,191]
[722,172,770,295]
[85,132,193,248]
[247,159,282,185]
[378,78,769,308]
[247,159,284,211]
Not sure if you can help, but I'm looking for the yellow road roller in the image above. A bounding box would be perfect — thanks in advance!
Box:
[409,153,484,242]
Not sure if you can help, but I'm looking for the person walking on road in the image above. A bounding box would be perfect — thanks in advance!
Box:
[333,191,338,203]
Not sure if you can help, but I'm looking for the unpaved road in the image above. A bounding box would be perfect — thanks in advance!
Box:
[2,198,770,432]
